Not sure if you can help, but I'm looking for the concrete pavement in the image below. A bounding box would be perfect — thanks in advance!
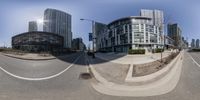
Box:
[0,52,82,79]
[88,51,183,96]
[96,51,173,64]
[0,52,95,100]
[1,53,56,60]
[0,51,200,99]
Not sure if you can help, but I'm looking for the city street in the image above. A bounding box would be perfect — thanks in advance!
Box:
[0,51,200,99]
[0,0,199,99]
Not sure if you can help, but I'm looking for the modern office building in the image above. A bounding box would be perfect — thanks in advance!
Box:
[96,16,163,53]
[72,38,86,51]
[140,9,164,44]
[12,31,64,52]
[43,8,72,48]
[164,35,175,49]
[140,9,164,29]
[95,22,107,51]
[196,39,200,48]
[181,37,189,49]
[28,21,38,32]
[167,23,182,49]
[94,9,165,53]
[191,39,196,48]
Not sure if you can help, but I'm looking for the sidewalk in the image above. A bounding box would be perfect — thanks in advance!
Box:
[96,51,173,64]
[1,53,56,60]
[87,51,183,97]
[88,57,129,84]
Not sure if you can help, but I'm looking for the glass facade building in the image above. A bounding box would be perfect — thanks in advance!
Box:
[28,21,38,32]
[43,8,72,48]
[167,23,182,49]
[196,39,199,48]
[140,9,164,28]
[12,31,64,52]
[191,39,195,48]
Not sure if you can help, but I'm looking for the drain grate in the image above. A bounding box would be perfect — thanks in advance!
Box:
[79,72,92,80]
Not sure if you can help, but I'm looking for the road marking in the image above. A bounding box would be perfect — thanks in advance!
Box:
[0,53,83,81]
[188,53,200,67]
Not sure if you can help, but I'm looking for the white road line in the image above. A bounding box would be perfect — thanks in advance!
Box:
[0,53,83,81]
[188,53,200,67]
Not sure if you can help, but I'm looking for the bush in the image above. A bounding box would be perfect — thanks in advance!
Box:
[192,48,200,52]
[0,48,4,52]
[152,48,164,53]
[128,49,145,54]
[87,51,94,56]
[98,49,108,53]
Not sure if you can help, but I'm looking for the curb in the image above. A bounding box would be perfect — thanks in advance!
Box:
[125,52,181,84]
[2,53,56,61]
[88,51,183,97]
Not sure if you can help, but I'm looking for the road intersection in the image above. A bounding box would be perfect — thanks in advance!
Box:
[0,51,200,100]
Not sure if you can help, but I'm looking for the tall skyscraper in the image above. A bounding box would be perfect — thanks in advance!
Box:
[94,22,107,51]
[167,23,182,48]
[191,39,196,48]
[43,8,72,48]
[140,9,164,28]
[140,9,164,44]
[72,38,85,51]
[28,21,38,32]
[196,39,199,48]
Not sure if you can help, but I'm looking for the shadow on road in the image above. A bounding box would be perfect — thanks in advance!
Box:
[55,51,126,65]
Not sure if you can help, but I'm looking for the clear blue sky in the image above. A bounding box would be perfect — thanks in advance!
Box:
[0,0,199,47]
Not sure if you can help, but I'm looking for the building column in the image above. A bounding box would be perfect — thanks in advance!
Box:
[114,29,117,45]
[148,31,150,44]
[156,26,160,45]
[127,25,130,43]
[132,25,135,49]
[143,24,146,43]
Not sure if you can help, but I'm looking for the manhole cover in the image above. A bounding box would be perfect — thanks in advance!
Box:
[79,73,92,80]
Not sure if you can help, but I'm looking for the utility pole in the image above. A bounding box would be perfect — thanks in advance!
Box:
[80,18,96,58]
[160,14,172,63]
[92,20,96,58]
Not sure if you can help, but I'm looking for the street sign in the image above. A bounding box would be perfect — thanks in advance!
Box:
[89,33,93,41]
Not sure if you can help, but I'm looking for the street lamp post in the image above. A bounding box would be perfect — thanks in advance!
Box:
[160,32,165,63]
[80,18,96,58]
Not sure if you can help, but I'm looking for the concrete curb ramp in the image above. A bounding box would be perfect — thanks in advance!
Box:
[88,51,183,97]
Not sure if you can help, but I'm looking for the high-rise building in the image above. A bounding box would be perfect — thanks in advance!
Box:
[167,23,182,49]
[95,22,107,51]
[96,16,163,52]
[94,9,165,53]
[140,9,164,28]
[191,39,195,48]
[28,21,38,32]
[140,9,164,45]
[181,37,189,49]
[196,39,200,48]
[43,8,72,48]
[72,38,85,51]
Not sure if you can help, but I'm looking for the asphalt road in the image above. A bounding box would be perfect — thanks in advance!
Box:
[0,52,81,78]
[0,51,200,100]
